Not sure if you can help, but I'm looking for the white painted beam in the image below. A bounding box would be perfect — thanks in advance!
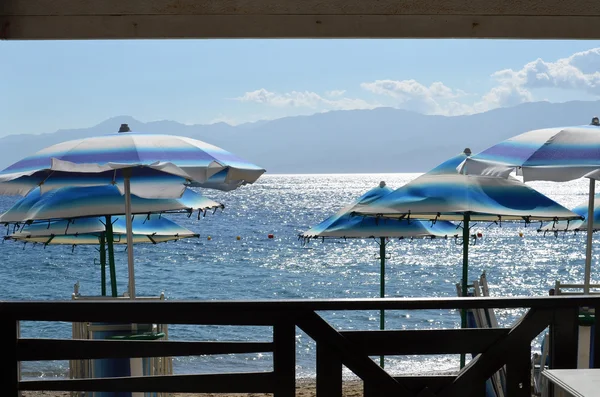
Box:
[2,0,600,39]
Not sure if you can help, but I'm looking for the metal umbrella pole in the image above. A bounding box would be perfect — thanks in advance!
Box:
[105,215,118,297]
[584,178,595,294]
[123,169,136,299]
[99,232,106,296]
[378,236,387,368]
[460,213,470,369]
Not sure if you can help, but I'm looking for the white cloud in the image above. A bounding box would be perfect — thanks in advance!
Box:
[476,84,533,111]
[500,50,600,94]
[234,88,377,111]
[325,89,346,97]
[357,48,600,115]
[480,48,600,108]
[231,47,600,119]
[359,48,600,114]
[361,79,465,99]
[360,79,469,115]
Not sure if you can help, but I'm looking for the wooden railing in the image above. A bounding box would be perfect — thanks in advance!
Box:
[0,295,599,397]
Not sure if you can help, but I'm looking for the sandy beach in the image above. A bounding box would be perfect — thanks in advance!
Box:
[22,379,364,397]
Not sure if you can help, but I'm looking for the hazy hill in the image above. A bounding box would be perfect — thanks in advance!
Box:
[1,100,599,173]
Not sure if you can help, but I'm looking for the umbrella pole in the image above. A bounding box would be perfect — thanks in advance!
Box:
[99,232,107,297]
[460,213,470,369]
[379,236,386,368]
[105,215,118,298]
[124,171,136,299]
[584,178,596,294]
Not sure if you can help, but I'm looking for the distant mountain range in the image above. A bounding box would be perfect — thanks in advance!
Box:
[2,100,600,173]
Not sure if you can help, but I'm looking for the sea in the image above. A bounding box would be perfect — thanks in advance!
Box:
[0,173,594,380]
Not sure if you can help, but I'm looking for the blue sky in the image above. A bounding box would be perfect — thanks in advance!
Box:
[2,39,600,136]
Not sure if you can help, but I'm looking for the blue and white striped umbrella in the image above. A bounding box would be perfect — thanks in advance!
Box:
[192,167,252,192]
[458,121,600,293]
[0,124,264,298]
[353,149,581,305]
[0,184,219,297]
[5,213,199,296]
[301,181,459,239]
[353,148,581,368]
[354,173,579,222]
[0,185,223,224]
[540,194,600,233]
[0,127,265,198]
[5,214,198,246]
[458,124,600,182]
[355,157,580,223]
[301,181,460,363]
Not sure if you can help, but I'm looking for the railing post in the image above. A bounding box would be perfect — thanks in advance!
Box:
[273,321,296,397]
[594,304,600,368]
[316,344,343,397]
[506,342,531,397]
[549,307,579,369]
[0,317,19,396]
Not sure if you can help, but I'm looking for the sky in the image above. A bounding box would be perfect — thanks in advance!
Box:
[2,39,600,136]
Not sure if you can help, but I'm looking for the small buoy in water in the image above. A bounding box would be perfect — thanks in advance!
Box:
[207,236,212,241]
[236,236,241,240]
[519,232,524,238]
[268,234,274,239]
[476,231,483,238]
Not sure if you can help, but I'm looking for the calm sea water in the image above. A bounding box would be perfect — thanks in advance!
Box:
[0,173,595,379]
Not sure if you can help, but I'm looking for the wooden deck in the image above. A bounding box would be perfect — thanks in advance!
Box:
[0,295,597,396]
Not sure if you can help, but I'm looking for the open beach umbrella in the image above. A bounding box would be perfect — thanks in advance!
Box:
[0,124,264,298]
[354,150,581,296]
[6,214,199,244]
[539,194,600,233]
[458,119,600,293]
[301,181,459,367]
[0,184,223,297]
[0,185,223,223]
[353,148,582,358]
[4,214,199,296]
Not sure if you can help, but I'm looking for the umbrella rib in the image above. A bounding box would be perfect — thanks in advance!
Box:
[38,170,55,187]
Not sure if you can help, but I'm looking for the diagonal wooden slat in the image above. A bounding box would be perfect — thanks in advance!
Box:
[297,311,419,397]
[439,308,553,397]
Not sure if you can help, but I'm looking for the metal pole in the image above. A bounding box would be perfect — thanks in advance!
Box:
[584,178,595,294]
[105,215,118,297]
[462,214,470,300]
[99,232,106,297]
[124,170,136,299]
[379,236,386,368]
[460,213,470,369]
